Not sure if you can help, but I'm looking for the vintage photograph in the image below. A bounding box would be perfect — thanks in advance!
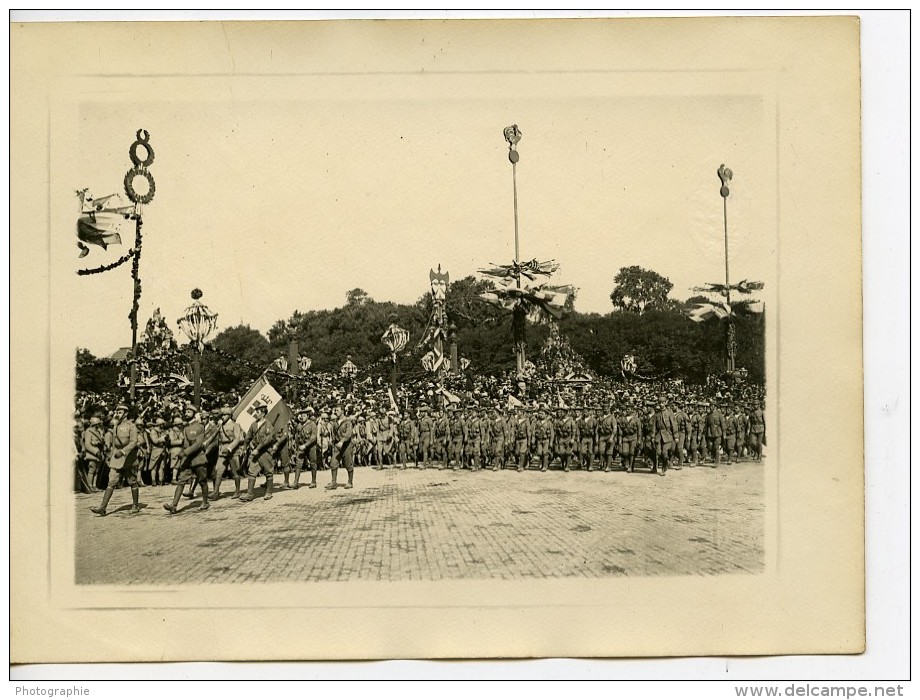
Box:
[66,73,772,587]
[14,15,867,664]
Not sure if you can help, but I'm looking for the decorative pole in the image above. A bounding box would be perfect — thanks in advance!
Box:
[429,266,450,380]
[718,163,736,372]
[177,289,219,409]
[123,129,156,401]
[448,322,459,376]
[381,323,409,399]
[503,124,525,375]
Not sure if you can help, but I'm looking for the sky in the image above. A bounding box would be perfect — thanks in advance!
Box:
[60,64,774,356]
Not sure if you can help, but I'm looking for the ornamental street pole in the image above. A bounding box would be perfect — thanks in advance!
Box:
[718,164,736,372]
[124,129,156,402]
[503,124,525,375]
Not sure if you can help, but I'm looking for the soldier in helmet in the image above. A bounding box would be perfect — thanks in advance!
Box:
[81,411,107,493]
[577,407,597,471]
[512,406,532,472]
[238,403,277,502]
[327,403,356,490]
[555,407,577,472]
[215,406,245,498]
[704,400,727,467]
[619,400,642,473]
[749,400,766,462]
[596,403,617,472]
[90,404,141,516]
[417,407,434,469]
[533,407,555,472]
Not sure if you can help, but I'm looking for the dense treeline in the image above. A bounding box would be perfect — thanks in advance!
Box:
[76,268,765,395]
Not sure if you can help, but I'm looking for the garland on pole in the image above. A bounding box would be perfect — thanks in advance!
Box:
[128,216,144,328]
[77,247,136,276]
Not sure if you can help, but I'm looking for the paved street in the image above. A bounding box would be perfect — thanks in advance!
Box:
[75,460,764,584]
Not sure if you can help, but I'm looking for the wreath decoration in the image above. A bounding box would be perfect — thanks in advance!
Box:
[124,166,156,204]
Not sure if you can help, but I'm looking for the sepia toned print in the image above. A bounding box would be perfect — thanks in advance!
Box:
[13,16,863,661]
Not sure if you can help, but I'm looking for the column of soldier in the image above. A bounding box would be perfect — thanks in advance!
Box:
[78,392,766,517]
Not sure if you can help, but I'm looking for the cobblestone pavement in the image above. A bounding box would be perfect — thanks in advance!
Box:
[75,460,764,584]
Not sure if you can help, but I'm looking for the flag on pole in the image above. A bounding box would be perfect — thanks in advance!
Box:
[232,375,293,432]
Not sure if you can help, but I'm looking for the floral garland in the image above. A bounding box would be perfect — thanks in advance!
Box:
[128,217,143,327]
[77,248,136,276]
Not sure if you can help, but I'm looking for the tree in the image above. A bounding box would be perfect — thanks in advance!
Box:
[345,288,371,307]
[199,325,273,393]
[610,265,674,314]
[75,348,120,394]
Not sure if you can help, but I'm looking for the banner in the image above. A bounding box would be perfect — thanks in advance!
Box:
[232,375,293,432]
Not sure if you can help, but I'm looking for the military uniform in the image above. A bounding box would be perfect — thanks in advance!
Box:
[433,412,451,467]
[448,410,467,469]
[619,409,642,472]
[91,405,141,516]
[417,412,434,468]
[295,411,320,487]
[555,411,577,471]
[577,411,597,470]
[533,413,555,471]
[704,404,727,466]
[512,412,531,471]
[465,412,484,469]
[488,411,506,470]
[328,410,355,489]
[217,410,245,497]
[597,410,618,471]
[397,414,415,467]
[81,418,106,493]
[749,404,765,461]
[723,407,738,464]
[147,419,168,486]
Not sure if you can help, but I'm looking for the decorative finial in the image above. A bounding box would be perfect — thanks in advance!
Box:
[504,124,522,164]
[191,288,203,300]
[717,164,733,198]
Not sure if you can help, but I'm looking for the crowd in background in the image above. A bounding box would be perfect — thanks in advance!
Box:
[74,368,766,513]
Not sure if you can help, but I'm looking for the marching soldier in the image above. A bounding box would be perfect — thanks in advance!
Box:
[704,400,727,467]
[164,405,217,512]
[641,401,657,469]
[327,404,356,490]
[723,402,738,465]
[512,408,531,472]
[619,401,642,473]
[596,403,617,472]
[165,417,185,485]
[534,407,555,472]
[465,408,485,470]
[294,407,320,488]
[488,405,506,471]
[687,402,705,466]
[397,410,416,468]
[91,403,141,516]
[448,406,467,470]
[674,401,690,466]
[376,410,396,468]
[239,403,277,502]
[577,407,597,471]
[749,400,766,462]
[215,407,245,498]
[433,407,451,469]
[274,414,294,489]
[555,408,577,472]
[417,407,434,468]
[81,411,107,493]
[147,417,168,487]
[654,399,681,474]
